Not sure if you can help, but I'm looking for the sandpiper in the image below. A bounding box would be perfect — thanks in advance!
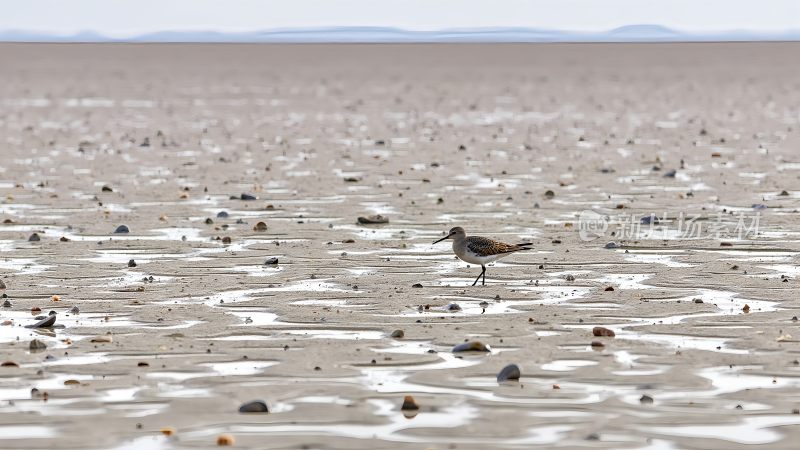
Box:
[433,227,533,286]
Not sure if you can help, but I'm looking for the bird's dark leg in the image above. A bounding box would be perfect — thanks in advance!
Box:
[472,265,486,286]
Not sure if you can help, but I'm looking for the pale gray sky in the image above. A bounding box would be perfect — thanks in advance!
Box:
[1,0,798,36]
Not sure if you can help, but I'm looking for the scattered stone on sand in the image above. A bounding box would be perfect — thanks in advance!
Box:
[28,233,41,242]
[452,341,491,353]
[357,214,389,224]
[779,190,790,196]
[253,221,268,231]
[216,434,235,446]
[564,274,575,282]
[604,286,615,292]
[217,211,229,218]
[604,241,619,249]
[222,236,232,244]
[544,190,555,199]
[0,280,5,289]
[160,427,176,436]
[591,340,605,348]
[742,304,751,313]
[238,400,269,413]
[496,364,521,382]
[640,394,654,404]
[2,300,10,308]
[400,395,420,411]
[205,218,214,225]
[240,193,257,200]
[114,225,130,234]
[264,257,278,265]
[593,327,615,337]
[29,339,47,352]
[68,306,79,314]
[445,303,462,312]
[137,361,150,367]
[26,314,56,328]
[2,361,20,368]
[128,259,137,268]
[101,185,113,192]
[663,169,677,178]
[90,334,113,343]
[693,298,704,304]
[411,283,423,288]
[391,329,404,339]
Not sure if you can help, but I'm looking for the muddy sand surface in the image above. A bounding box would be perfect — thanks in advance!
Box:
[1,43,800,449]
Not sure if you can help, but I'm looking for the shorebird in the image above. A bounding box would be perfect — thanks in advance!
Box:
[433,227,533,286]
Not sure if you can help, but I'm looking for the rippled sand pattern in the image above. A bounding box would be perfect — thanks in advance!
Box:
[1,43,800,449]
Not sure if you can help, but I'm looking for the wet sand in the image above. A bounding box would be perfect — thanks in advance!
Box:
[1,43,800,449]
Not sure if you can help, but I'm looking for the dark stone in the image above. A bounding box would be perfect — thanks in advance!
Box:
[663,169,677,178]
[114,225,130,234]
[28,233,41,242]
[496,364,521,382]
[216,211,229,218]
[26,314,56,328]
[357,215,389,224]
[238,400,269,413]
[452,341,490,353]
[264,257,278,265]
[240,193,257,201]
[128,259,137,268]
[411,283,423,288]
[640,394,654,404]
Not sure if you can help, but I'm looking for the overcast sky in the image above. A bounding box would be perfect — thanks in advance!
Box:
[1,0,798,36]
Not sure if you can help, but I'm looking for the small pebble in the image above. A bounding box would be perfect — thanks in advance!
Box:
[357,214,389,224]
[264,257,278,265]
[217,211,229,218]
[496,364,521,382]
[238,400,269,413]
[128,259,137,268]
[604,241,618,249]
[253,221,268,231]
[391,329,405,338]
[400,395,420,411]
[452,341,490,353]
[592,326,615,337]
[411,283,423,288]
[28,233,41,242]
[114,225,130,234]
[217,434,235,446]
[240,193,257,200]
[640,394,654,404]
[69,306,79,314]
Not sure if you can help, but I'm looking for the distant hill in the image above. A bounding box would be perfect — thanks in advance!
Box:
[1,26,799,43]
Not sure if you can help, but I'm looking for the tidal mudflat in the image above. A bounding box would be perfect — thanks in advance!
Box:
[1,43,799,449]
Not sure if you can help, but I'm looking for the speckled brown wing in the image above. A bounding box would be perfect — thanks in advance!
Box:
[465,236,532,257]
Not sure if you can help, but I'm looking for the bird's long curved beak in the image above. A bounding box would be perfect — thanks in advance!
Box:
[433,234,451,244]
